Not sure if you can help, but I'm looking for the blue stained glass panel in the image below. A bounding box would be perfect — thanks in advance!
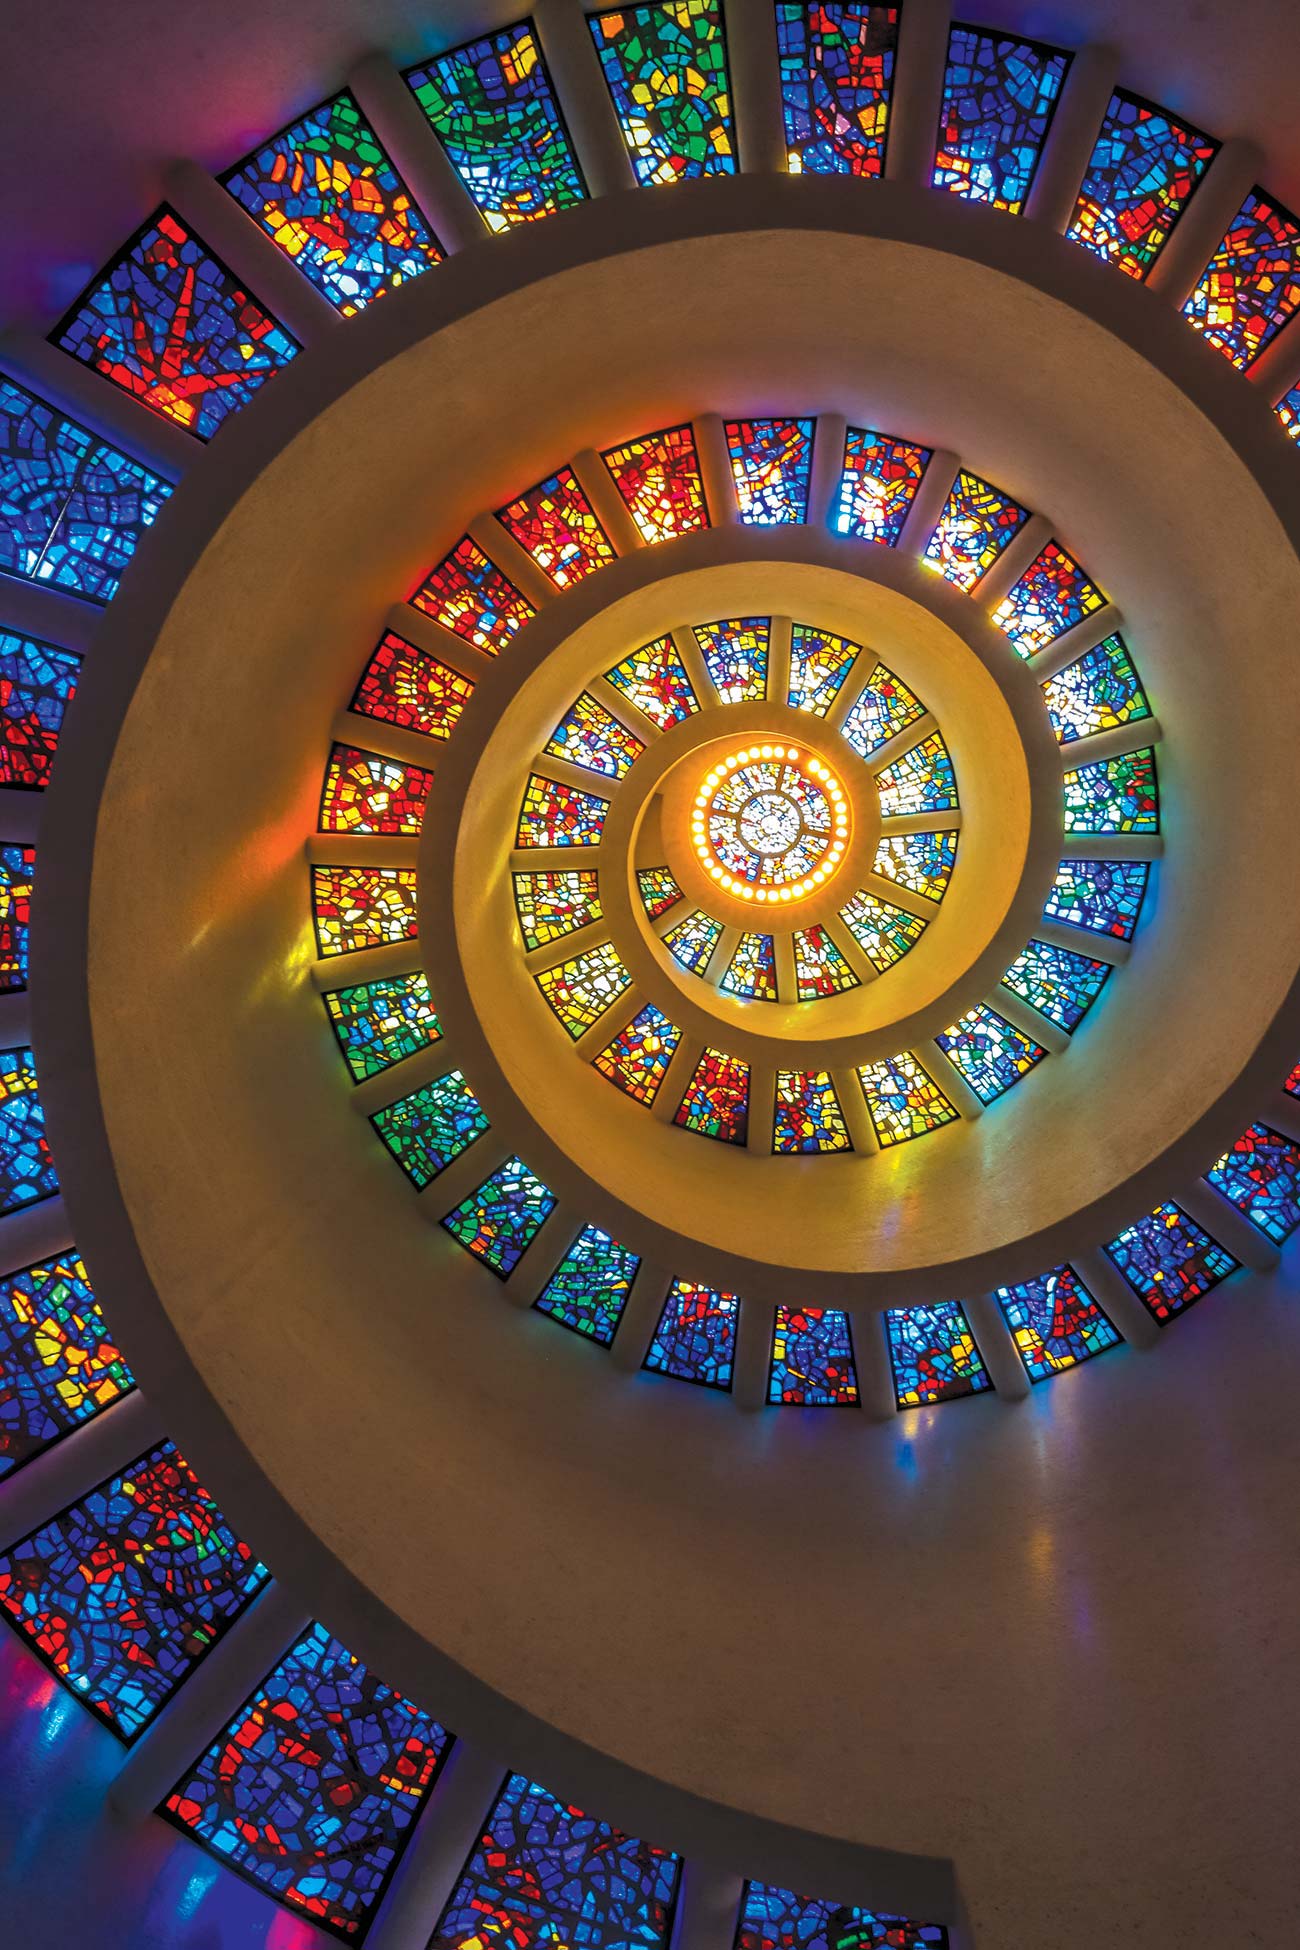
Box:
[933,26,1069,214]
[736,1878,948,1950]
[644,1280,737,1389]
[535,1224,640,1345]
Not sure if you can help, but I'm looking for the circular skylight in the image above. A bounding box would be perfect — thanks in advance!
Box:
[692,746,849,901]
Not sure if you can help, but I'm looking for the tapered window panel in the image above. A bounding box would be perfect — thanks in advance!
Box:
[1068,91,1217,279]
[996,1266,1121,1380]
[1062,748,1158,835]
[775,3,900,178]
[0,376,171,601]
[497,470,615,587]
[54,209,299,439]
[644,1280,737,1388]
[674,1047,749,1143]
[0,843,33,991]
[1044,858,1149,940]
[1183,189,1300,368]
[936,1004,1045,1104]
[636,866,683,920]
[311,865,418,957]
[856,1053,959,1146]
[605,635,699,729]
[405,25,586,232]
[886,1302,990,1407]
[839,661,925,759]
[517,774,610,847]
[991,541,1107,658]
[371,1071,489,1188]
[769,1306,858,1405]
[1000,938,1111,1033]
[411,535,535,655]
[431,1771,681,1950]
[695,617,770,702]
[793,925,860,999]
[603,425,710,543]
[590,1,736,186]
[1042,633,1151,744]
[788,623,860,715]
[663,909,723,975]
[876,732,957,816]
[736,1880,949,1950]
[1276,385,1300,442]
[1286,1060,1300,1098]
[933,26,1069,212]
[726,417,814,523]
[164,1619,452,1937]
[774,1072,852,1153]
[839,890,927,971]
[222,92,442,314]
[0,1048,57,1215]
[593,1004,682,1105]
[545,692,645,779]
[0,633,79,788]
[324,972,441,1082]
[514,870,603,949]
[319,743,433,835]
[0,1439,267,1738]
[923,470,1031,592]
[721,930,777,1000]
[832,428,932,544]
[873,830,957,901]
[352,632,475,739]
[441,1157,557,1277]
[0,1252,133,1480]
[1205,1123,1300,1243]
[1104,1201,1239,1322]
[535,942,632,1039]
[535,1225,640,1344]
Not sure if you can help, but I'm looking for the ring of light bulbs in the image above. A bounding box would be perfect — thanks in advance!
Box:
[690,745,851,903]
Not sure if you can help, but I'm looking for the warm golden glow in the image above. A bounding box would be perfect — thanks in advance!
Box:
[690,745,850,902]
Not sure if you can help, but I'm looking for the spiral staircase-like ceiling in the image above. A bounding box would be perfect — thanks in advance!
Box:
[2,5,1300,1949]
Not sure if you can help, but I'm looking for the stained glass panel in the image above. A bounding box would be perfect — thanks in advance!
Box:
[594,1004,681,1105]
[839,661,925,759]
[441,1156,557,1277]
[371,1071,489,1188]
[164,1619,451,1935]
[875,731,957,816]
[603,425,710,543]
[936,1004,1046,1104]
[497,469,615,587]
[412,534,535,656]
[0,376,171,601]
[992,541,1107,658]
[405,25,586,232]
[0,632,79,788]
[1000,938,1111,1033]
[721,930,777,1000]
[933,26,1069,212]
[695,616,769,703]
[832,428,931,544]
[793,925,860,999]
[535,942,632,1039]
[0,1438,267,1737]
[644,1280,737,1389]
[1068,90,1217,279]
[788,623,860,716]
[773,1071,852,1153]
[0,843,34,991]
[856,1053,959,1146]
[311,864,418,957]
[54,209,298,439]
[535,1224,640,1344]
[0,1048,56,1215]
[769,1306,858,1405]
[636,867,683,920]
[1103,1201,1239,1321]
[1183,188,1300,368]
[1043,858,1149,940]
[514,869,603,949]
[776,3,899,178]
[872,829,957,901]
[726,417,814,524]
[839,889,927,971]
[545,692,645,780]
[886,1302,990,1408]
[1062,748,1158,835]
[996,1265,1121,1380]
[735,1879,948,1950]
[605,635,698,729]
[319,743,433,835]
[352,632,475,739]
[674,1047,749,1143]
[923,470,1030,592]
[517,774,610,848]
[1205,1123,1300,1243]
[663,909,723,975]
[590,1,736,187]
[324,972,441,1082]
[222,91,441,314]
[0,1252,132,1480]
[1042,633,1151,744]
[1276,385,1300,443]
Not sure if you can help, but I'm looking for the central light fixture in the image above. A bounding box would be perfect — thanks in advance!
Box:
[691,745,850,902]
